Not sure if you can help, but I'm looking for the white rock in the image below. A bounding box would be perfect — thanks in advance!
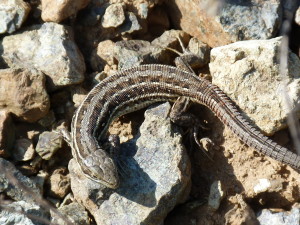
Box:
[210,37,300,135]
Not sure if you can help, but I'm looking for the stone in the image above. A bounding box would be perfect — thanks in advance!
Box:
[0,110,15,156]
[41,0,90,23]
[69,102,191,225]
[1,22,85,89]
[0,0,31,34]
[101,3,125,28]
[257,204,300,225]
[253,178,283,194]
[0,200,49,225]
[187,37,210,68]
[13,138,35,161]
[295,7,300,26]
[118,12,142,35]
[90,40,116,72]
[208,180,224,210]
[166,0,281,47]
[51,202,90,225]
[36,131,63,160]
[209,37,300,135]
[0,68,50,122]
[0,158,41,202]
[48,168,70,199]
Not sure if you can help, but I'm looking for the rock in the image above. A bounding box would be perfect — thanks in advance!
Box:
[36,131,63,160]
[187,37,210,68]
[0,0,31,34]
[118,11,142,35]
[51,202,90,225]
[253,178,283,194]
[225,195,258,224]
[0,158,41,202]
[114,40,155,69]
[41,0,90,22]
[1,22,85,89]
[48,168,70,199]
[13,138,35,161]
[0,68,50,122]
[69,102,191,225]
[166,0,281,47]
[295,7,300,26]
[147,6,170,36]
[0,111,15,156]
[101,3,125,28]
[90,40,116,72]
[257,204,300,225]
[0,200,49,225]
[209,37,300,135]
[38,110,56,128]
[208,180,224,210]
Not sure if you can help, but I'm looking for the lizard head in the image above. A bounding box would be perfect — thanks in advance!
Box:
[80,149,120,189]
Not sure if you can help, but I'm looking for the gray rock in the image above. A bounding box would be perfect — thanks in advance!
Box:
[118,11,142,34]
[0,158,41,202]
[69,102,191,225]
[218,1,281,40]
[257,204,300,225]
[48,168,70,199]
[1,22,85,89]
[114,40,155,69]
[208,180,224,210]
[0,200,49,225]
[13,138,35,161]
[36,131,63,160]
[0,0,31,34]
[210,37,300,135]
[51,202,90,225]
[101,3,125,28]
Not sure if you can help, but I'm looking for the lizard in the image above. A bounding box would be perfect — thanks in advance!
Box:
[62,54,300,189]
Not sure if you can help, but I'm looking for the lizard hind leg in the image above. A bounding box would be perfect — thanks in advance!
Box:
[170,97,213,161]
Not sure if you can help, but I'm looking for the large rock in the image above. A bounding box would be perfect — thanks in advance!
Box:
[1,22,85,89]
[69,102,191,225]
[166,0,281,47]
[209,37,300,135]
[0,68,50,122]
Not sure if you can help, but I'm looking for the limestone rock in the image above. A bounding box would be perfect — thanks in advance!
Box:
[209,37,300,135]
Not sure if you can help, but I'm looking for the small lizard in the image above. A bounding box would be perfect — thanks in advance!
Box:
[64,57,300,189]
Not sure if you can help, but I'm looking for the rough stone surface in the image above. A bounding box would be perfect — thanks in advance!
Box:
[0,0,31,34]
[69,102,191,225]
[0,158,41,202]
[13,138,35,161]
[118,11,142,34]
[101,3,125,28]
[257,204,300,225]
[51,202,90,225]
[209,37,300,135]
[36,131,63,160]
[41,0,90,23]
[208,180,224,210]
[0,111,15,156]
[166,0,281,47]
[1,22,85,89]
[0,200,49,225]
[0,68,50,122]
[48,168,70,199]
